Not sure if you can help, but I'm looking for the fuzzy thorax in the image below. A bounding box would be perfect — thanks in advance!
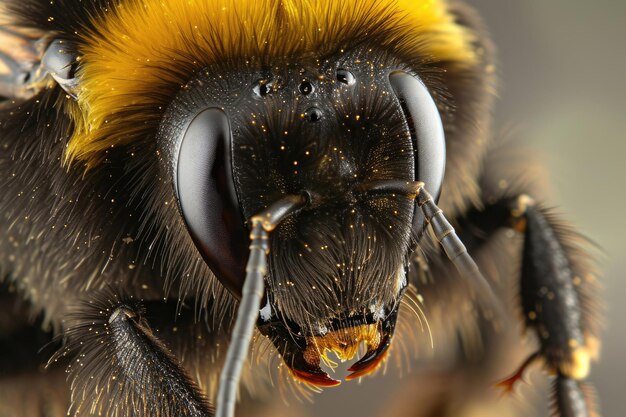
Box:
[64,0,479,167]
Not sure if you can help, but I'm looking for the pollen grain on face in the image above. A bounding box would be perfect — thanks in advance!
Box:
[303,323,381,367]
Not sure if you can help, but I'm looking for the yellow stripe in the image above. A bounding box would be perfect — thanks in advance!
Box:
[66,0,477,166]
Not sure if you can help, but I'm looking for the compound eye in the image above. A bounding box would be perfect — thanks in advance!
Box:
[173,108,248,298]
[252,80,274,98]
[336,69,355,85]
[41,39,79,99]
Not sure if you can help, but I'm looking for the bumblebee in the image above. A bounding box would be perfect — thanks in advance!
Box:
[0,1,602,416]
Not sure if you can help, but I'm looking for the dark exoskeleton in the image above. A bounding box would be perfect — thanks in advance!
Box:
[0,1,602,417]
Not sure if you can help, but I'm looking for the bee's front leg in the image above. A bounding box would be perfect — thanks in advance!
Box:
[55,292,213,417]
[460,194,602,417]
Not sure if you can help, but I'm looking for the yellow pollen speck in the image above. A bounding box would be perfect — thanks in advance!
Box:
[560,347,591,380]
[304,324,381,367]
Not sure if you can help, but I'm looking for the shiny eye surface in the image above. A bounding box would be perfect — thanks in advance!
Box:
[252,80,274,98]
[299,80,314,95]
[305,107,323,122]
[41,39,80,98]
[42,39,78,80]
[336,69,355,85]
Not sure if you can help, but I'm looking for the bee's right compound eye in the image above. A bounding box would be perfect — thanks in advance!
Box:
[388,71,445,203]
[388,71,446,235]
[41,39,80,99]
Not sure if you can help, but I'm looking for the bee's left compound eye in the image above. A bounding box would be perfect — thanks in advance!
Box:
[168,107,248,298]
[41,39,80,99]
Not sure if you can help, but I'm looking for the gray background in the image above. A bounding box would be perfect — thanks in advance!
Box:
[295,1,625,416]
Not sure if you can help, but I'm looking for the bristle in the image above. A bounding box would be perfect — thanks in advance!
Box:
[277,359,319,404]
[399,285,434,351]
[580,382,601,417]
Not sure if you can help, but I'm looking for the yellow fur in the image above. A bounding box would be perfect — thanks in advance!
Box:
[67,0,477,166]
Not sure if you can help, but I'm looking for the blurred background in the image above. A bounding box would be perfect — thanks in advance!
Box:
[275,1,625,416]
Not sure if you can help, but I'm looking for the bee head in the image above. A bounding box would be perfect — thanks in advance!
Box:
[6,0,494,387]
[160,49,446,385]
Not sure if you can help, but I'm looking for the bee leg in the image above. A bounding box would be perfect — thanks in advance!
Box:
[510,195,601,417]
[56,293,213,417]
[461,194,601,417]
